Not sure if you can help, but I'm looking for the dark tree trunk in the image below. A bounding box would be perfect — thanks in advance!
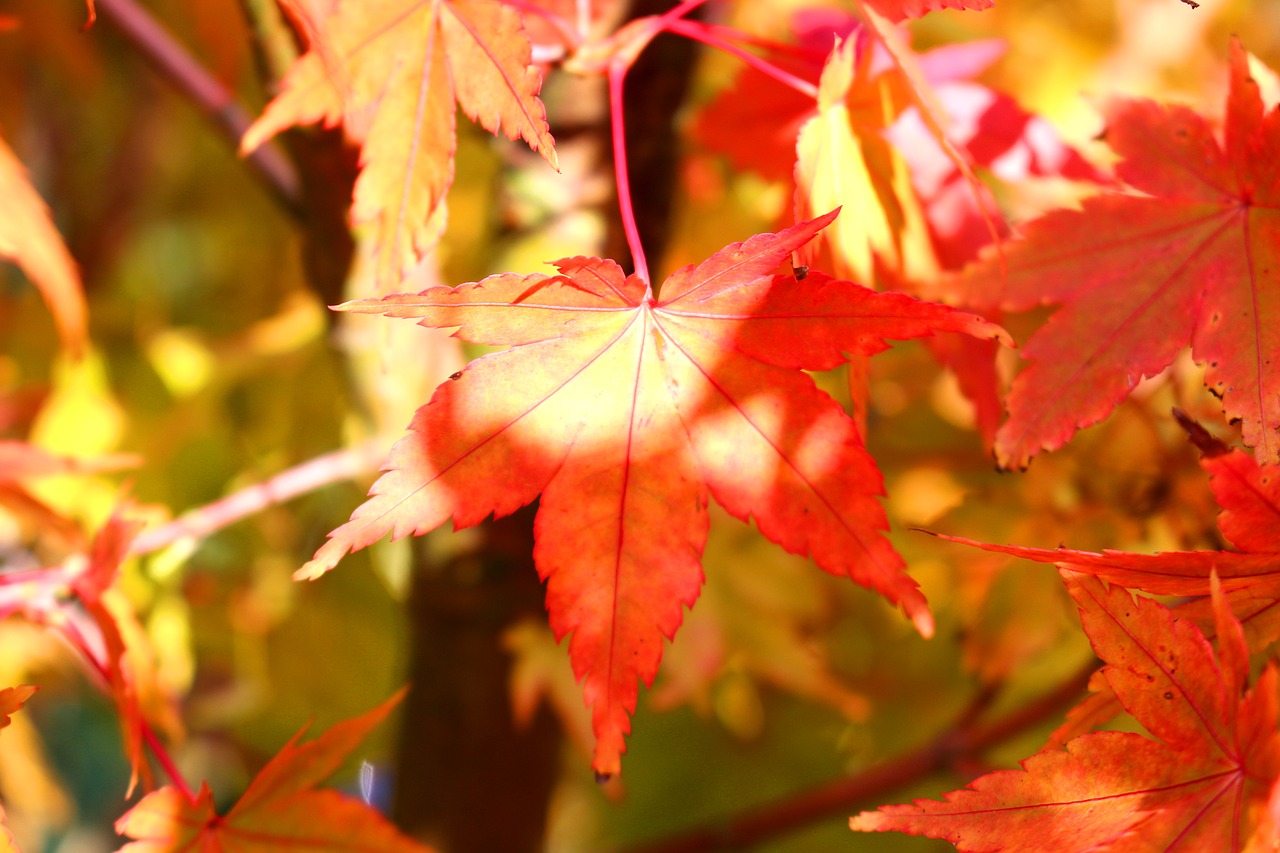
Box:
[392,507,561,852]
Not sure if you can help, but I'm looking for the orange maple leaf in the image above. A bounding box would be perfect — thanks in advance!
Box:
[0,134,86,356]
[242,0,557,286]
[959,39,1280,468]
[298,211,1007,775]
[116,690,432,852]
[852,573,1280,851]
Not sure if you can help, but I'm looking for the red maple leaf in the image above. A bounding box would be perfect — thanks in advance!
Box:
[961,39,1280,469]
[242,0,557,286]
[852,572,1280,852]
[116,690,431,852]
[298,211,1008,775]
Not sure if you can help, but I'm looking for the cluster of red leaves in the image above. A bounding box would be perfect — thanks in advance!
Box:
[690,9,1103,441]
[6,0,1280,848]
[272,0,1280,801]
[848,40,1280,850]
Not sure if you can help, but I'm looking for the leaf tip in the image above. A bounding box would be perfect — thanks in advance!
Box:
[293,557,334,582]
[911,608,935,639]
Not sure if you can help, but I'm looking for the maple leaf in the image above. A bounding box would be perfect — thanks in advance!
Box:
[960,39,1280,468]
[694,19,1098,443]
[298,211,1008,775]
[0,685,36,731]
[243,0,557,286]
[794,33,939,288]
[116,689,433,852]
[852,572,1280,851]
[693,16,1099,287]
[0,134,86,356]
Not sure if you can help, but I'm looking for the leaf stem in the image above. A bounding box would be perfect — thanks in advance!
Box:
[606,1,819,285]
[663,18,819,99]
[143,724,195,800]
[620,661,1097,853]
[93,0,302,217]
[608,59,649,286]
[607,0,710,286]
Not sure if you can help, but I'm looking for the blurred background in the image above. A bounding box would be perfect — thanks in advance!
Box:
[0,0,1275,850]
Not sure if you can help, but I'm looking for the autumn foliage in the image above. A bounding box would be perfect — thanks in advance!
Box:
[1,0,1279,851]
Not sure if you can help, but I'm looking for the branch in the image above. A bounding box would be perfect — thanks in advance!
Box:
[93,0,302,217]
[130,439,387,556]
[621,661,1098,853]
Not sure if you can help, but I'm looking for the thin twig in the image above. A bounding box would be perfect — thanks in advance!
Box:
[93,0,302,217]
[130,439,388,556]
[621,661,1098,853]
